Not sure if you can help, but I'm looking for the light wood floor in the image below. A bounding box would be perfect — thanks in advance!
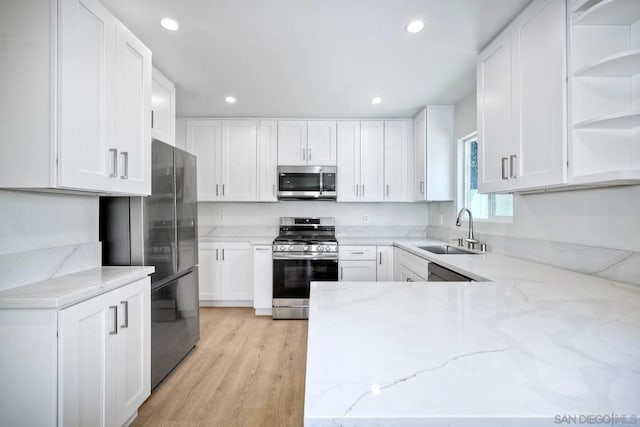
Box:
[132,308,308,427]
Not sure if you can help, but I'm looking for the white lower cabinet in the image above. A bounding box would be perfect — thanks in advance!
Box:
[394,247,429,281]
[199,242,253,305]
[0,277,150,427]
[253,245,273,315]
[339,245,395,282]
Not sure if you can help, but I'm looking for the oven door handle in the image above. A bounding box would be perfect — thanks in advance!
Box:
[273,253,338,260]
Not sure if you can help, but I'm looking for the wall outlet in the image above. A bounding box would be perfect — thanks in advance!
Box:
[439,214,444,225]
[363,214,369,224]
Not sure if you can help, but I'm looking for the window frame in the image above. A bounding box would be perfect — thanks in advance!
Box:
[457,132,513,223]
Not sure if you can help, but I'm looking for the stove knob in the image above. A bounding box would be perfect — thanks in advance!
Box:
[303,245,309,251]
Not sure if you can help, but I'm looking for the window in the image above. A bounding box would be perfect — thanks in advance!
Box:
[460,133,513,220]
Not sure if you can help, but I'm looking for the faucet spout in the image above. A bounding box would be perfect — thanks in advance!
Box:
[456,208,475,242]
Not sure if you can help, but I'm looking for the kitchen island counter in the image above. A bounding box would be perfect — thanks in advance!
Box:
[304,280,640,426]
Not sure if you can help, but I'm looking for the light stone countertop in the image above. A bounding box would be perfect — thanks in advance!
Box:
[305,280,640,426]
[0,266,154,309]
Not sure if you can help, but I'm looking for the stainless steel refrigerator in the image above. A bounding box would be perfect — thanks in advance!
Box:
[100,140,200,390]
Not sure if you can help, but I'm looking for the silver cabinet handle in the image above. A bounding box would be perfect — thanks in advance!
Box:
[355,184,359,196]
[272,184,276,196]
[379,252,382,265]
[151,110,155,129]
[216,184,219,196]
[215,248,219,260]
[120,300,129,328]
[362,185,365,196]
[386,184,390,197]
[308,148,312,160]
[222,184,225,196]
[501,157,509,180]
[350,251,365,255]
[120,151,128,179]
[510,154,518,178]
[222,248,225,260]
[302,148,306,161]
[340,266,344,280]
[109,305,118,335]
[255,247,270,251]
[109,148,118,177]
[420,181,424,195]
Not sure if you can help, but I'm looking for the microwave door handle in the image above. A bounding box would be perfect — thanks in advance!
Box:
[319,169,323,196]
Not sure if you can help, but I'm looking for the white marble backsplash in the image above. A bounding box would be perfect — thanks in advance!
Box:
[0,242,102,292]
[428,226,640,286]
[199,225,278,239]
[336,226,427,238]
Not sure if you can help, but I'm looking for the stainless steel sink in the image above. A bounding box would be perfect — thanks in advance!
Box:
[417,245,480,255]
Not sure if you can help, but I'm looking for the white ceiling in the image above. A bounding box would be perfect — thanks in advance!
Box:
[102,0,530,118]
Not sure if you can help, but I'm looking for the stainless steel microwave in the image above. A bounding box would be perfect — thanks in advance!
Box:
[277,166,336,200]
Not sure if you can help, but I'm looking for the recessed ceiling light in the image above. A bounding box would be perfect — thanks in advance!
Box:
[406,20,424,34]
[225,96,237,104]
[160,18,180,31]
[371,97,382,105]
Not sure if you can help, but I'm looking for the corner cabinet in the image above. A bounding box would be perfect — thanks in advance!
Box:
[151,67,177,146]
[413,106,455,201]
[0,276,151,427]
[477,0,567,193]
[0,0,152,195]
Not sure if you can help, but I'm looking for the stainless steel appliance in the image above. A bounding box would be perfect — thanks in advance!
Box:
[428,263,474,282]
[277,166,337,200]
[272,217,338,319]
[100,140,200,390]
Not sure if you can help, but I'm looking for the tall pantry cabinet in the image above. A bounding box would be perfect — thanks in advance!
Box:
[0,0,152,195]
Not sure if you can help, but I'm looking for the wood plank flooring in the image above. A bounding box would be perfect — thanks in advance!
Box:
[132,308,308,427]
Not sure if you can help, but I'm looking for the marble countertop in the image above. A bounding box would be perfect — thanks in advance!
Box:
[0,266,154,309]
[305,280,640,426]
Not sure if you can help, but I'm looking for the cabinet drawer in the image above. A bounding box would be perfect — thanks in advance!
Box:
[339,246,377,261]
[396,249,429,279]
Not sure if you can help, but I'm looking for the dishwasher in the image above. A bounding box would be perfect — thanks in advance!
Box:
[427,263,474,282]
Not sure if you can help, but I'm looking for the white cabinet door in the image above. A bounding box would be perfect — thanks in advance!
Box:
[278,121,307,165]
[413,109,427,200]
[220,120,258,201]
[187,120,221,201]
[114,278,150,427]
[253,246,273,314]
[337,121,361,202]
[219,246,253,300]
[360,121,385,202]
[113,22,152,196]
[258,120,278,201]
[151,67,176,146]
[384,121,411,201]
[511,0,567,190]
[478,30,513,193]
[198,246,221,300]
[58,290,116,427]
[58,0,115,192]
[376,246,395,281]
[339,261,377,282]
[307,121,337,165]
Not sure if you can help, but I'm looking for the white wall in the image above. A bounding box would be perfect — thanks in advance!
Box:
[0,190,98,255]
[429,91,640,253]
[199,201,429,227]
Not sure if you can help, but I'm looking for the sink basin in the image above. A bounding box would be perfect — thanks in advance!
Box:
[417,245,480,255]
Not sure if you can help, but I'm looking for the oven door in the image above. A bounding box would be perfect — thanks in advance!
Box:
[273,256,338,301]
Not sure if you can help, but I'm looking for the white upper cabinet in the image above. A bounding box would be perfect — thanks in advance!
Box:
[151,67,176,146]
[569,0,640,184]
[220,120,258,201]
[478,0,567,193]
[307,121,337,165]
[187,120,221,201]
[0,0,152,195]
[337,121,384,202]
[258,120,278,201]
[413,107,454,201]
[278,121,308,165]
[384,120,412,201]
[278,120,337,166]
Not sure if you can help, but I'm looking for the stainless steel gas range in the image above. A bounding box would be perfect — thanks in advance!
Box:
[272,217,338,319]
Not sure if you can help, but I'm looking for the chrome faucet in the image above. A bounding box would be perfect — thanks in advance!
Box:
[456,208,478,249]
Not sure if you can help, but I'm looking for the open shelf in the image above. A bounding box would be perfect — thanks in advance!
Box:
[574,49,640,77]
[574,111,640,129]
[573,0,640,25]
